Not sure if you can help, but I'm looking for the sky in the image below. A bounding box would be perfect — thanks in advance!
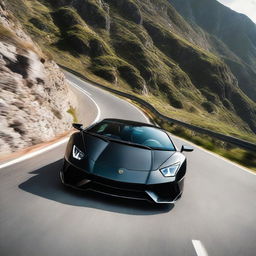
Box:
[217,0,256,23]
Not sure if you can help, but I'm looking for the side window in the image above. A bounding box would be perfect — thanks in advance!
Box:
[97,123,108,133]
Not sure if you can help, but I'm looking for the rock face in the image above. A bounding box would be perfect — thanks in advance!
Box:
[0,2,77,156]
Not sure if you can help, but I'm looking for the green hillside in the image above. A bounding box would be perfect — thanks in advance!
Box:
[171,0,256,102]
[6,0,256,142]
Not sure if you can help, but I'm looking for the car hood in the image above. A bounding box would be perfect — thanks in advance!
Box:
[78,134,175,183]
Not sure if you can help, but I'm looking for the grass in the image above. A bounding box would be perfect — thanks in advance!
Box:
[169,125,256,171]
[67,106,78,123]
[136,93,256,142]
[5,0,256,144]
[132,102,256,171]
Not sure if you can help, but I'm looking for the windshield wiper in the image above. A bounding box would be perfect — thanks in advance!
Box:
[149,147,174,151]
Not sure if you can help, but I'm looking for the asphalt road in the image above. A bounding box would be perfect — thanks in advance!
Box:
[0,72,256,256]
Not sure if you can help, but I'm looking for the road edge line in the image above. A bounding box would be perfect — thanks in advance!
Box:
[192,240,209,256]
[0,79,101,170]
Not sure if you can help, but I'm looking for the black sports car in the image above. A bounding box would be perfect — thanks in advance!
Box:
[60,119,193,204]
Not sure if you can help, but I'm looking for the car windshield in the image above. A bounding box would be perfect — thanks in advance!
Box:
[87,121,175,151]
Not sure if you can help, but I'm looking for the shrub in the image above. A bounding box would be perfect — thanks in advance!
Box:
[168,93,183,109]
[29,17,51,32]
[118,65,145,91]
[201,101,215,113]
[201,88,218,103]
[92,67,116,83]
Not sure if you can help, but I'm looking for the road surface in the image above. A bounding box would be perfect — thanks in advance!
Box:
[0,72,256,256]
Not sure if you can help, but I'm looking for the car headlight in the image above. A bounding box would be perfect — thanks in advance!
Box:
[72,145,85,160]
[160,163,180,177]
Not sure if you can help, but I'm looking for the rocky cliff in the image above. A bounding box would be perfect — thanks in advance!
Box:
[0,1,77,156]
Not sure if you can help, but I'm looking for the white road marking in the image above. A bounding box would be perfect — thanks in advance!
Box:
[171,134,256,176]
[0,80,101,170]
[198,146,256,176]
[0,138,69,169]
[69,81,101,124]
[66,71,149,123]
[68,81,101,123]
[125,100,150,123]
[69,81,92,96]
[192,240,209,256]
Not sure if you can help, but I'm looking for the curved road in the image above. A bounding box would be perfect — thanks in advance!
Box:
[0,72,256,256]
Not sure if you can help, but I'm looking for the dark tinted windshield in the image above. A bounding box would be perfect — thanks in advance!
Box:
[88,121,175,151]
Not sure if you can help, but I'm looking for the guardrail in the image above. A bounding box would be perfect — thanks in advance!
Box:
[59,64,256,151]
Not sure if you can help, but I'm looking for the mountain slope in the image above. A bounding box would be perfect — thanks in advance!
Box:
[5,0,256,141]
[170,0,256,102]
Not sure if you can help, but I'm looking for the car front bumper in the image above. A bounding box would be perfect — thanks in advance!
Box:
[60,160,184,204]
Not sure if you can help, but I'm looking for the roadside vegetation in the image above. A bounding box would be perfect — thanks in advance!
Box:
[166,124,256,172]
[67,106,78,123]
[6,0,256,145]
[138,105,256,171]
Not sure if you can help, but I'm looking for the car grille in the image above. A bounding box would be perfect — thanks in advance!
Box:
[63,163,151,201]
[62,161,183,203]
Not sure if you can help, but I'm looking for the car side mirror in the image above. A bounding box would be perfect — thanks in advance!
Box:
[181,145,194,152]
[72,123,84,131]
